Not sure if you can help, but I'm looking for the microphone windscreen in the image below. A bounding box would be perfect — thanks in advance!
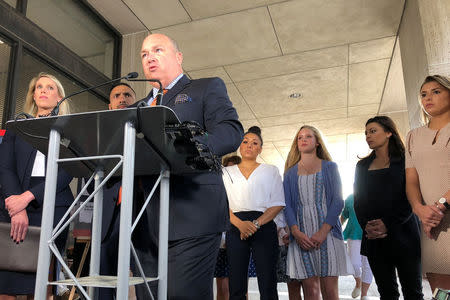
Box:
[127,72,139,79]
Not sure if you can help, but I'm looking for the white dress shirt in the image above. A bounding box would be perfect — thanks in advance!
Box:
[222,163,285,214]
[31,150,46,177]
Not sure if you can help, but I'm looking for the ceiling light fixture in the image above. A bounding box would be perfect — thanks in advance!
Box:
[289,92,302,99]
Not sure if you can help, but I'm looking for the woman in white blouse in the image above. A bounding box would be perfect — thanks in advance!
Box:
[222,126,285,300]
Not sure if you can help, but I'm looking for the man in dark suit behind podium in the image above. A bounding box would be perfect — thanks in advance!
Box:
[132,33,243,299]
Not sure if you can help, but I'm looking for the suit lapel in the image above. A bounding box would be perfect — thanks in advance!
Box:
[17,137,37,188]
[161,75,191,106]
[143,90,154,105]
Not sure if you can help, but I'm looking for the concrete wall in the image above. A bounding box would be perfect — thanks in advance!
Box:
[121,31,151,101]
[398,0,450,130]
[418,0,450,75]
[398,0,428,130]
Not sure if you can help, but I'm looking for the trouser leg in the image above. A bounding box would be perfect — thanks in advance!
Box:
[250,220,279,300]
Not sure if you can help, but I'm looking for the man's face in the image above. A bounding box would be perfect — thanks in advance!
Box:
[109,85,136,110]
[140,34,183,88]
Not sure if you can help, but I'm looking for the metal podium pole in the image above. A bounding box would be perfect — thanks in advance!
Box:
[158,169,170,300]
[35,129,61,300]
[116,121,136,299]
[19,107,184,300]
[89,169,104,298]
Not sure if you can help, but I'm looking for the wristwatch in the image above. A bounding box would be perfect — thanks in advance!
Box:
[252,220,260,229]
[438,197,450,210]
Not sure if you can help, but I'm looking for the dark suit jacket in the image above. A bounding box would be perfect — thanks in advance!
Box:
[81,172,123,242]
[100,180,144,242]
[0,131,74,223]
[132,75,243,243]
[353,156,421,258]
[98,181,121,242]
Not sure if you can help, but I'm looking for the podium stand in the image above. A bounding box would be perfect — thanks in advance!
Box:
[6,106,207,300]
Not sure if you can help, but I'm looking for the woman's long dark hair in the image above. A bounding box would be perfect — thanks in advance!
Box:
[360,116,405,162]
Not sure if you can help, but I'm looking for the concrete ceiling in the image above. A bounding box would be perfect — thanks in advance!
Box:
[88,0,408,171]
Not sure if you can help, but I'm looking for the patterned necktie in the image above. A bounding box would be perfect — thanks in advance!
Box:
[150,89,168,107]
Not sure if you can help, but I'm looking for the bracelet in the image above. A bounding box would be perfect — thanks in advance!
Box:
[252,220,260,229]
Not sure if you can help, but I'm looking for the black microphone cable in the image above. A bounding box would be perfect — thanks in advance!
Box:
[50,72,139,116]
[9,72,140,145]
[12,112,48,140]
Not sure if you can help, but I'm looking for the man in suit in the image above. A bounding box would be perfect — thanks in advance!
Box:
[98,82,137,300]
[133,33,243,299]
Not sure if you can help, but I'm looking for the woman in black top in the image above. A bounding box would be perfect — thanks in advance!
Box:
[354,116,423,300]
[0,73,73,299]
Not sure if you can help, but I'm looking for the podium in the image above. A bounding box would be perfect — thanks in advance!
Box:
[6,106,211,300]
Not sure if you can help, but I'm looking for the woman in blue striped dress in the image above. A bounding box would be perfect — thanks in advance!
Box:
[283,125,352,300]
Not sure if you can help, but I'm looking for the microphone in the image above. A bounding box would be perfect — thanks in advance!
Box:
[127,78,164,106]
[50,72,139,116]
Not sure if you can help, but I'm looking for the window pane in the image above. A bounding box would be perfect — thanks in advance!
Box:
[15,51,107,116]
[26,0,115,78]
[0,38,11,126]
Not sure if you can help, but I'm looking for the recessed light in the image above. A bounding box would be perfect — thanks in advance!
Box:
[289,93,302,99]
[0,39,3,44]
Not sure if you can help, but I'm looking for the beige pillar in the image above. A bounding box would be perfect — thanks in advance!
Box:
[398,0,450,129]
[121,31,152,100]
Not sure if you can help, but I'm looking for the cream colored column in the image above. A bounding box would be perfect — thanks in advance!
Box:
[398,0,450,129]
[121,31,152,100]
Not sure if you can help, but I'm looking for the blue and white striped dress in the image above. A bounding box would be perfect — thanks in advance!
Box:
[286,171,351,279]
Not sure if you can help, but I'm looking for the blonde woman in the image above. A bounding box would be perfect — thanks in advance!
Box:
[24,72,70,116]
[406,75,450,292]
[0,73,73,299]
[283,125,351,300]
